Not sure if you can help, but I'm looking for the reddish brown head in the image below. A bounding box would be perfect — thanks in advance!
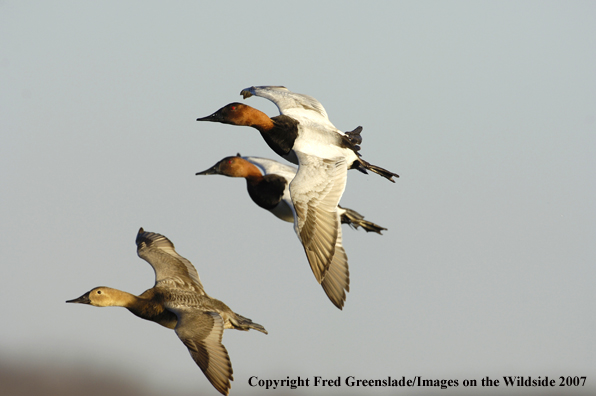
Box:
[196,103,273,130]
[196,155,262,180]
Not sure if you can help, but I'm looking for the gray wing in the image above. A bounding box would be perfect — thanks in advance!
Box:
[320,223,350,310]
[136,228,205,294]
[240,85,330,121]
[174,309,233,396]
[290,154,348,284]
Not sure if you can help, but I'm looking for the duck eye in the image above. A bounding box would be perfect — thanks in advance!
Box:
[97,290,102,295]
[230,106,236,110]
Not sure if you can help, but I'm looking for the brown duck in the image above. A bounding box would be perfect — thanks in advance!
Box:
[67,228,267,395]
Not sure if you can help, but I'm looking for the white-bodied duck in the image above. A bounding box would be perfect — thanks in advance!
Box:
[197,154,387,309]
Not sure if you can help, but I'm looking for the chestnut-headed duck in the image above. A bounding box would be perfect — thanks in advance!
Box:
[67,228,267,396]
[197,154,387,309]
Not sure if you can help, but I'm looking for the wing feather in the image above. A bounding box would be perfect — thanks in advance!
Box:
[136,228,205,294]
[174,310,233,396]
[290,154,348,284]
[320,224,350,309]
[240,85,331,124]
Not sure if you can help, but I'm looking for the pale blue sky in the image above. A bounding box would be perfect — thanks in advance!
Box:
[1,1,595,395]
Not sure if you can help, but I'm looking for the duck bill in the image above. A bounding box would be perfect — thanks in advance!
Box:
[196,112,221,122]
[196,164,220,176]
[66,292,91,304]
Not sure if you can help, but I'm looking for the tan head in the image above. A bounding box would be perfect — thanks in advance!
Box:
[196,155,262,180]
[66,287,127,307]
[196,102,273,130]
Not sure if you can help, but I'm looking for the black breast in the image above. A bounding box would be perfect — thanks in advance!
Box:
[247,174,287,210]
[259,115,299,157]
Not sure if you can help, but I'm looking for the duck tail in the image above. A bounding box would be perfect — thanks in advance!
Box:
[355,157,399,182]
[339,207,387,234]
[234,314,268,335]
[340,127,399,182]
[345,126,363,147]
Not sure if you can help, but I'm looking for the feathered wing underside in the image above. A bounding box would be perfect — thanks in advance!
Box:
[240,85,330,124]
[320,216,350,310]
[174,309,233,396]
[290,154,348,284]
[136,229,205,294]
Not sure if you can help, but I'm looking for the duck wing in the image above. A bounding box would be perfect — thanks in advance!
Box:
[320,224,350,310]
[240,85,330,125]
[136,228,205,294]
[290,153,348,285]
[173,309,233,396]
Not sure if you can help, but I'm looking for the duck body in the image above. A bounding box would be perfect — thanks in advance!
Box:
[239,86,370,173]
[239,155,387,233]
[130,287,179,329]
[250,113,361,167]
[67,228,267,396]
[197,155,387,309]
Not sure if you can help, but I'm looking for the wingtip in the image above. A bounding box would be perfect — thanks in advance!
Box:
[240,85,289,100]
[240,88,253,99]
[138,227,144,234]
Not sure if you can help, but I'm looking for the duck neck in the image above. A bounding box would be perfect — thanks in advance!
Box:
[245,107,275,133]
[243,166,264,186]
[108,289,139,308]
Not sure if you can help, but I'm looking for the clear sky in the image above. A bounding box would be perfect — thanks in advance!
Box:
[1,1,595,395]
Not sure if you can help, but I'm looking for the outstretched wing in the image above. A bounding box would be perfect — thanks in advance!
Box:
[136,228,205,294]
[240,85,331,125]
[320,223,350,310]
[173,309,233,396]
[290,154,348,284]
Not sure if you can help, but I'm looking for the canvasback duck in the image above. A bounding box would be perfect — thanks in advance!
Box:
[66,228,267,396]
[196,154,387,309]
[196,86,398,310]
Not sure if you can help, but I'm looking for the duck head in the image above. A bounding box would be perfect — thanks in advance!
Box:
[197,102,250,125]
[196,154,259,179]
[197,102,274,131]
[66,287,119,307]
